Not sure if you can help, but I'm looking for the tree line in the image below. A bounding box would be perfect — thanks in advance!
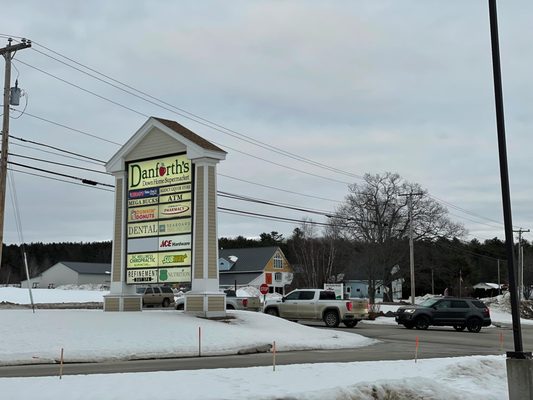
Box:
[1,172,530,303]
[2,232,530,302]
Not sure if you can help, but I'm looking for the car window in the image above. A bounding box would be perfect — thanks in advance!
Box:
[420,298,440,307]
[434,300,451,309]
[161,287,173,294]
[145,288,153,294]
[472,300,487,309]
[285,291,300,300]
[319,291,336,300]
[153,287,161,294]
[451,300,469,308]
[299,291,315,300]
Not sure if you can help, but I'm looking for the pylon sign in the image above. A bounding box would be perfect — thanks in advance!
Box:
[125,153,194,284]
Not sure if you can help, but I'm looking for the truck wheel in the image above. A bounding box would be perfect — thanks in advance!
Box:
[323,310,340,328]
[414,316,430,330]
[176,303,184,310]
[265,307,279,317]
[403,322,414,329]
[162,298,170,308]
[226,304,235,310]
[343,320,358,328]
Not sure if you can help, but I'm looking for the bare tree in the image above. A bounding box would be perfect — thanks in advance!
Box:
[332,172,465,302]
[289,219,337,288]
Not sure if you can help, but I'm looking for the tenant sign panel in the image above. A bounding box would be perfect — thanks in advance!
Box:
[126,153,193,284]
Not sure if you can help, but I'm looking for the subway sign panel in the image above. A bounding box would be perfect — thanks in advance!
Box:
[126,153,193,284]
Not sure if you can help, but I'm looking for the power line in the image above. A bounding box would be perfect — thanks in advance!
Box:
[24,39,364,181]
[218,173,342,204]
[428,194,505,227]
[214,140,351,185]
[8,153,110,175]
[16,110,122,146]
[434,238,505,262]
[11,141,104,166]
[9,134,106,163]
[8,167,114,192]
[218,207,348,229]
[16,59,149,118]
[3,34,511,233]
[8,161,114,188]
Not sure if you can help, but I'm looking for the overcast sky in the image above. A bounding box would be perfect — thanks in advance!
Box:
[1,1,532,245]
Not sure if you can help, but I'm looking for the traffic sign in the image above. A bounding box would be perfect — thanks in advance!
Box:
[260,283,269,295]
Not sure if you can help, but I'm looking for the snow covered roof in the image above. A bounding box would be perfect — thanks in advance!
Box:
[473,282,501,290]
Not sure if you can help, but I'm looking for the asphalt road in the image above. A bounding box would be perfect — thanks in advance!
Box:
[1,320,530,378]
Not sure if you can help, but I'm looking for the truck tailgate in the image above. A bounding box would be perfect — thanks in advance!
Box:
[245,297,261,311]
[350,300,369,316]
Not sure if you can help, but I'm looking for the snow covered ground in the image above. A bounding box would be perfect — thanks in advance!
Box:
[0,287,516,399]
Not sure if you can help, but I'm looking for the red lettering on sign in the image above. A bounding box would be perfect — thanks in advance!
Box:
[160,240,173,247]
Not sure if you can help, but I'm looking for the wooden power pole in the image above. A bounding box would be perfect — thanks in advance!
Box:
[399,191,423,304]
[0,38,31,272]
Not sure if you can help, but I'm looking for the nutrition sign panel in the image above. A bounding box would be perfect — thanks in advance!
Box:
[126,153,193,284]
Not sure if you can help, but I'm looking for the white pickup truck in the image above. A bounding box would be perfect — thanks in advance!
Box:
[264,289,368,328]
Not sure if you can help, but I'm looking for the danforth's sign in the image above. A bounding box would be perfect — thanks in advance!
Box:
[126,153,193,284]
[128,155,191,190]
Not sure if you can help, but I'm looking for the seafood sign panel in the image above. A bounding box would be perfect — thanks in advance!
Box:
[125,153,193,284]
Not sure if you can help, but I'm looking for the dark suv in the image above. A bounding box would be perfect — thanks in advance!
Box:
[395,297,491,333]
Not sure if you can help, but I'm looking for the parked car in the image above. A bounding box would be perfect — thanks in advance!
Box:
[395,297,491,333]
[175,289,261,311]
[136,286,175,307]
[263,289,369,328]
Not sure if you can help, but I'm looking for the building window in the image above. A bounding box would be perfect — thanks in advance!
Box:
[273,253,283,269]
[274,272,282,282]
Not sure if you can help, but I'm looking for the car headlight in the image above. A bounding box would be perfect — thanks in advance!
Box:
[404,309,416,314]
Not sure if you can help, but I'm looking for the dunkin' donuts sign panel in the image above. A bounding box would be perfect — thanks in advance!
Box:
[126,153,194,284]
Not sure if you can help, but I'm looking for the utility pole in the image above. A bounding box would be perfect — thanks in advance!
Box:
[513,228,529,300]
[431,268,434,295]
[498,258,502,294]
[399,191,423,304]
[0,38,31,272]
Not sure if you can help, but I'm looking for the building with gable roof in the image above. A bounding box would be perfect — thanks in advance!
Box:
[20,261,111,288]
[218,246,293,294]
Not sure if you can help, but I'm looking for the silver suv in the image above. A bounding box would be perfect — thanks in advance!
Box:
[395,297,491,333]
[136,286,175,307]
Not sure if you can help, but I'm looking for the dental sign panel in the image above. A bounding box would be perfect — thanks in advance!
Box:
[126,154,193,284]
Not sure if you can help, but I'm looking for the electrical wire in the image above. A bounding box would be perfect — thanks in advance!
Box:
[8,153,110,175]
[2,34,513,233]
[15,59,149,118]
[8,167,114,193]
[24,40,364,181]
[218,173,342,204]
[16,110,122,146]
[11,141,104,166]
[8,161,114,187]
[9,135,106,164]
[6,158,509,263]
[7,169,36,311]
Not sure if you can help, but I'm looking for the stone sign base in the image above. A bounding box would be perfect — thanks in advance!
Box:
[104,294,142,312]
[185,292,226,318]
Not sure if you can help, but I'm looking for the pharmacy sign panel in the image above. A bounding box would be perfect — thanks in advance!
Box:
[126,153,193,284]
